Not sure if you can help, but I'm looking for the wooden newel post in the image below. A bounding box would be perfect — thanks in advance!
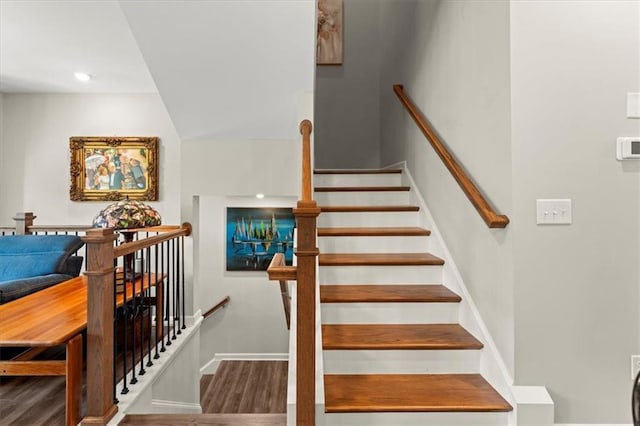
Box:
[295,118,319,426]
[82,228,118,425]
[13,212,35,235]
[294,203,320,426]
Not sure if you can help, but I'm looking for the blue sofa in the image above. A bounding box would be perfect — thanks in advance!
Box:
[0,235,85,304]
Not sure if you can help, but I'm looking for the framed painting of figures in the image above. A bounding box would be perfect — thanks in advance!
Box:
[69,136,158,201]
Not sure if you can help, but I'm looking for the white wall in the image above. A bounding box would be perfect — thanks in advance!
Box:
[315,0,381,168]
[0,94,181,226]
[0,94,4,208]
[195,196,294,371]
[180,138,302,369]
[120,0,316,142]
[510,1,640,423]
[378,0,515,375]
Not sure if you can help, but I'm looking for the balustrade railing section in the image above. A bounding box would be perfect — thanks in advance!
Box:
[0,212,191,425]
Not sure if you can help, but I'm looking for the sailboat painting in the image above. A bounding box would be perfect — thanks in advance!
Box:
[226,207,295,271]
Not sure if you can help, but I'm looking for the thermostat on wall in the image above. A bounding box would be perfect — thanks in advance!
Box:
[616,137,640,160]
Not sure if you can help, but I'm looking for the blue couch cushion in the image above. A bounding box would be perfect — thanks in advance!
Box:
[0,273,73,304]
[0,235,84,282]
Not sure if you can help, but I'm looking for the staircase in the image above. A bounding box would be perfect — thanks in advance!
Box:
[314,168,512,426]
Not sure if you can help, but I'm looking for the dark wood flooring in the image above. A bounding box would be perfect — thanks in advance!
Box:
[0,358,288,425]
[200,361,288,414]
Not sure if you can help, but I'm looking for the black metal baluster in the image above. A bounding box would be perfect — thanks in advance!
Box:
[129,250,138,386]
[113,258,119,404]
[181,236,186,330]
[121,257,129,395]
[138,249,146,377]
[176,236,182,335]
[165,240,172,347]
[171,238,177,341]
[146,246,154,367]
[157,242,163,356]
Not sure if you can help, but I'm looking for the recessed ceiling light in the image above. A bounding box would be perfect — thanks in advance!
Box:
[256,193,265,199]
[74,72,92,82]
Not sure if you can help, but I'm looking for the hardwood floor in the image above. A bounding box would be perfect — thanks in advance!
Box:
[0,358,287,425]
[0,345,84,425]
[200,361,288,414]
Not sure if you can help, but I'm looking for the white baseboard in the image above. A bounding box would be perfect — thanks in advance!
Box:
[200,353,289,375]
[151,399,202,414]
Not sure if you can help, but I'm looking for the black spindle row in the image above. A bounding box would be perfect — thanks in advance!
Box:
[113,231,186,399]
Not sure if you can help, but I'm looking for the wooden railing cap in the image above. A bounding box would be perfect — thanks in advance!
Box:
[300,119,313,135]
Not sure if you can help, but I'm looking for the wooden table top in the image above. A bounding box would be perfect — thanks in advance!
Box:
[0,274,162,347]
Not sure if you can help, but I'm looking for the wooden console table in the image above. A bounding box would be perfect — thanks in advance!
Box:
[0,274,163,426]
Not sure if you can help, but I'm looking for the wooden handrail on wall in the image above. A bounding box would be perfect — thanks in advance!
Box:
[203,296,231,320]
[393,84,510,229]
[265,119,319,425]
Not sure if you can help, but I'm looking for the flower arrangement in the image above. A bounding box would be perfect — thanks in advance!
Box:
[92,199,161,229]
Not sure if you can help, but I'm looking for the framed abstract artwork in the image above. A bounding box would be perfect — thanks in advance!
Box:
[317,0,343,65]
[69,136,158,201]
[226,207,295,271]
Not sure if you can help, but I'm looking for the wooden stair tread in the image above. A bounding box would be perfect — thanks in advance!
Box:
[320,284,461,303]
[319,253,444,266]
[322,324,482,350]
[119,413,287,425]
[318,226,430,237]
[315,168,402,174]
[324,374,513,412]
[320,205,420,212]
[315,185,410,192]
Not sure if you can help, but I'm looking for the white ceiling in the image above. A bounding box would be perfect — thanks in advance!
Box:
[0,0,157,93]
[0,0,316,141]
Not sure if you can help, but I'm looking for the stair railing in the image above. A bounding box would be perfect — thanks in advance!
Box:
[83,223,192,425]
[267,253,294,329]
[393,84,510,228]
[267,119,320,425]
[203,296,231,320]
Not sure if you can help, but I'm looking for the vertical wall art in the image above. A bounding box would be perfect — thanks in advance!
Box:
[226,207,295,271]
[317,0,343,65]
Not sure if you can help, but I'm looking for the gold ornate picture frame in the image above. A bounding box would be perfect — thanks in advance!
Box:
[69,136,159,201]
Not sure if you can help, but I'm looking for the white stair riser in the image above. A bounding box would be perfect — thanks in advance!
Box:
[322,349,480,374]
[320,411,509,426]
[315,191,409,206]
[314,174,402,187]
[321,302,459,324]
[318,211,420,227]
[319,265,443,284]
[319,236,431,254]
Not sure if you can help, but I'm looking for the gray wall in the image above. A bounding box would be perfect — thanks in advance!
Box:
[511,1,640,423]
[379,0,515,374]
[315,0,381,169]
[377,0,640,423]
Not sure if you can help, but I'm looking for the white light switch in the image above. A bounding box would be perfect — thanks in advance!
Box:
[536,199,572,225]
[627,93,640,118]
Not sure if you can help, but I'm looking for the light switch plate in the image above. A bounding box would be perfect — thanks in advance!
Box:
[627,93,640,118]
[536,199,572,225]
